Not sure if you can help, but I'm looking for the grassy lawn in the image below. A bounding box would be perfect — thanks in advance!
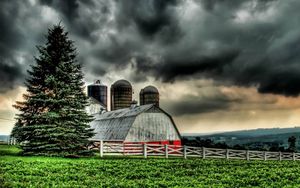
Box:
[1,145,300,187]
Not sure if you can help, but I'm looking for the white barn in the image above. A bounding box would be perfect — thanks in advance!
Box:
[86,97,106,115]
[89,104,181,145]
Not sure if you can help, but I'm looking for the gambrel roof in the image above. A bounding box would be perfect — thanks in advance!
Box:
[94,104,154,120]
[89,104,181,142]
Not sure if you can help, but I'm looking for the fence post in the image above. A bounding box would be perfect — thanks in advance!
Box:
[226,149,229,159]
[165,144,168,158]
[279,151,282,161]
[143,143,147,158]
[293,152,296,161]
[202,147,206,159]
[183,145,187,159]
[99,140,103,158]
[264,151,267,161]
[246,150,250,160]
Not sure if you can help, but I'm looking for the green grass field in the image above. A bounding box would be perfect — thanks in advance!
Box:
[1,145,300,187]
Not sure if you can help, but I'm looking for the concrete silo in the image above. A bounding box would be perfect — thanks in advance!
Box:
[87,80,108,108]
[111,79,133,111]
[139,85,159,107]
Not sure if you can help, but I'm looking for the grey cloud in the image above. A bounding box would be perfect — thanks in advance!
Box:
[115,0,182,42]
[134,50,240,83]
[164,95,232,116]
[39,0,80,20]
[161,85,245,116]
[0,1,29,92]
[128,0,300,96]
[0,60,23,93]
[161,82,281,117]
[2,0,300,98]
[39,0,111,42]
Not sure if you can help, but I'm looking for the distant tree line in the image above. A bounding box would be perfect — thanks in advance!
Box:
[182,136,297,152]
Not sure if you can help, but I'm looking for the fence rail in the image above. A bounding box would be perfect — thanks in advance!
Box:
[88,141,300,161]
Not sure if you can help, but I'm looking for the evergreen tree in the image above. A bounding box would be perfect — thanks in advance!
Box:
[12,24,94,156]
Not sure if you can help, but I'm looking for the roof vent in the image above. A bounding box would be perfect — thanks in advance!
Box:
[99,107,107,114]
[130,100,138,109]
[94,80,101,85]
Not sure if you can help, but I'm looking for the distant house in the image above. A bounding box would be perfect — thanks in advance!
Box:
[89,104,181,145]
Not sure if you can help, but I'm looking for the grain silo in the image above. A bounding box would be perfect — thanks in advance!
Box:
[111,79,132,111]
[140,85,159,107]
[87,80,107,108]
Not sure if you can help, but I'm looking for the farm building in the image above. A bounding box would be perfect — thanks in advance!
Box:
[86,97,106,115]
[110,79,133,111]
[89,104,181,145]
[140,85,160,107]
[87,80,108,108]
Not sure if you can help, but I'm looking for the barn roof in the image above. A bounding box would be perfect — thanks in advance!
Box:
[90,104,181,141]
[88,97,106,109]
[93,104,154,120]
[90,104,155,141]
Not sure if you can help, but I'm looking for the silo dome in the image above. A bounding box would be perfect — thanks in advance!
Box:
[111,79,133,111]
[140,85,159,107]
[112,79,132,88]
[142,85,159,94]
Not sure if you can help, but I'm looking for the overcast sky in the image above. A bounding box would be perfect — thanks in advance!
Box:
[1,0,300,135]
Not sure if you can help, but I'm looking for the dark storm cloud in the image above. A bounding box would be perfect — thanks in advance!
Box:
[161,81,280,116]
[71,0,184,76]
[0,60,23,93]
[96,35,136,64]
[199,0,276,12]
[128,0,300,97]
[164,94,232,116]
[135,50,240,82]
[115,0,182,42]
[38,0,111,42]
[2,0,300,98]
[0,1,28,92]
[39,0,80,20]
[257,70,300,96]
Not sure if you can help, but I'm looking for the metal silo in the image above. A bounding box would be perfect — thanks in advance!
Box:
[139,85,159,107]
[87,80,108,108]
[111,79,133,111]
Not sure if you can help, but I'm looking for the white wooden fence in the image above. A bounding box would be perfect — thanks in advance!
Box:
[89,141,300,161]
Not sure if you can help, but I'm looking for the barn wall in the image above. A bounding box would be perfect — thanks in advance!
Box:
[125,113,180,142]
[86,103,101,115]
